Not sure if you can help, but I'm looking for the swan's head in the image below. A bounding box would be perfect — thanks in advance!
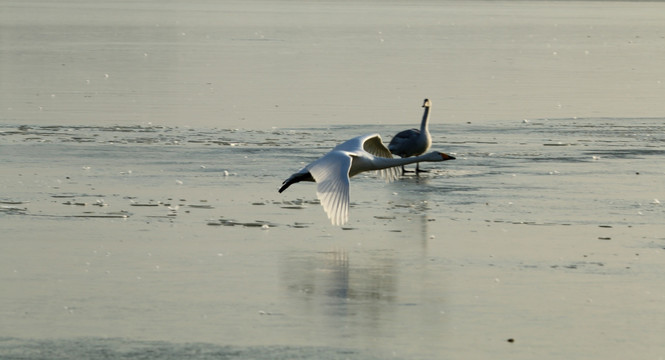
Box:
[425,151,455,161]
[422,98,431,108]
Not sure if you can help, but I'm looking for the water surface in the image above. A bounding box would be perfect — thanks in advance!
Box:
[2,0,665,359]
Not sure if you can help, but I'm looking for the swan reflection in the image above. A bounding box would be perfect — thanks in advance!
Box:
[281,248,398,304]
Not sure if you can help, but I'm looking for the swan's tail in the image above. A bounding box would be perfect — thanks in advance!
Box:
[278,171,314,193]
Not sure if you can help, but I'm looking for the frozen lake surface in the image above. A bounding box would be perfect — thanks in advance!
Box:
[2,1,665,359]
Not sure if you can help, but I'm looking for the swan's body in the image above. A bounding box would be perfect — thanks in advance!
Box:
[389,98,433,173]
[279,133,455,225]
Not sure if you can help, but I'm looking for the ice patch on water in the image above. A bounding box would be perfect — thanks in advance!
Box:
[0,337,393,360]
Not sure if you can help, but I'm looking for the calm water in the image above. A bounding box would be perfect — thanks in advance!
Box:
[2,0,665,359]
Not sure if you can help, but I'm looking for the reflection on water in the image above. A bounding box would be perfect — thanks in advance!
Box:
[389,174,434,243]
[282,248,398,300]
[281,248,399,331]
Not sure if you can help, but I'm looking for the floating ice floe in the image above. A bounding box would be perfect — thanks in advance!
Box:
[130,200,161,207]
[0,205,27,214]
[93,199,107,207]
[188,204,214,209]
[207,217,276,228]
[0,200,29,205]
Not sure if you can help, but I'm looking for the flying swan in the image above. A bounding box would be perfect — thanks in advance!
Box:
[279,133,455,225]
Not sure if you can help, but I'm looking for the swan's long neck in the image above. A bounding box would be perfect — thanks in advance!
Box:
[420,105,430,134]
[369,153,436,170]
[350,152,450,178]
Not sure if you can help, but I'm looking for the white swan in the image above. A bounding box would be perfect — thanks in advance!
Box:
[388,98,433,173]
[279,133,455,225]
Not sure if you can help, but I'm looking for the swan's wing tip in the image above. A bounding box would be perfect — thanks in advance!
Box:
[376,167,400,183]
[309,152,352,226]
[317,188,349,226]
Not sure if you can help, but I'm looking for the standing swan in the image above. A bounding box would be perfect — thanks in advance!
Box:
[388,98,433,174]
[279,133,455,225]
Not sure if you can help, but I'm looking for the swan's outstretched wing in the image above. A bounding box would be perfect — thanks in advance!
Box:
[361,134,401,182]
[361,134,392,158]
[308,152,352,226]
[333,133,388,156]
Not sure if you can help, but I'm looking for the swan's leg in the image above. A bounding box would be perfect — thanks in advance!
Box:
[415,163,429,173]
